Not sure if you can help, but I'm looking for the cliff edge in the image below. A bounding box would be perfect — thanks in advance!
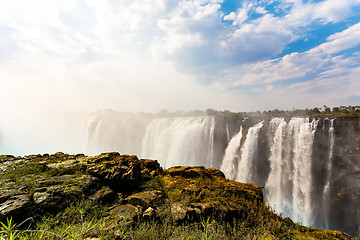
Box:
[0,152,355,239]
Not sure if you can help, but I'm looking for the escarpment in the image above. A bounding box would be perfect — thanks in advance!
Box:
[0,152,356,239]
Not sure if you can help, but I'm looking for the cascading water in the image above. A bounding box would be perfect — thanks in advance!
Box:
[236,121,263,183]
[323,119,335,228]
[265,117,318,226]
[220,126,243,180]
[87,119,104,154]
[265,118,292,217]
[141,117,215,168]
[226,124,231,142]
[291,118,318,226]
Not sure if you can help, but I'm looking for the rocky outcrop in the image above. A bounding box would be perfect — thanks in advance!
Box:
[0,152,261,224]
[0,152,356,239]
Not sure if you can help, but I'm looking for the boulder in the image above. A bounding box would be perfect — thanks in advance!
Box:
[207,168,225,178]
[139,159,162,180]
[0,193,32,222]
[126,190,162,208]
[170,202,198,222]
[33,192,51,204]
[140,159,161,172]
[87,155,142,191]
[106,204,140,229]
[190,202,214,215]
[90,187,117,204]
[142,207,156,220]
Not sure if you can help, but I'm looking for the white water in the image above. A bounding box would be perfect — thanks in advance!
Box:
[236,121,263,183]
[226,124,231,142]
[265,117,318,226]
[323,119,335,228]
[141,117,215,168]
[265,118,292,216]
[220,126,243,180]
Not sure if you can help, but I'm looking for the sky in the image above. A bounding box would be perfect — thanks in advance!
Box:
[1,0,360,113]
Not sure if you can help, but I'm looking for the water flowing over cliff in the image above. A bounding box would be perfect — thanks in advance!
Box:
[141,117,215,168]
[1,112,359,236]
[264,118,318,226]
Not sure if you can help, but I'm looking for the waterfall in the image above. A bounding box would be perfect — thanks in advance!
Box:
[141,117,215,168]
[87,119,104,154]
[220,126,243,180]
[1,110,358,236]
[291,118,318,226]
[208,119,215,167]
[226,124,231,142]
[265,118,292,216]
[236,121,263,183]
[265,117,318,226]
[323,119,335,228]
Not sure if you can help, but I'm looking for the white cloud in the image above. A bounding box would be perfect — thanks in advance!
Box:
[316,22,360,54]
[314,0,356,23]
[1,0,360,115]
[223,12,236,21]
[212,21,360,107]
[255,6,267,14]
[150,0,360,73]
[223,2,253,26]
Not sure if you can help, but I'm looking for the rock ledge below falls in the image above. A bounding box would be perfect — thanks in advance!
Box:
[0,152,355,239]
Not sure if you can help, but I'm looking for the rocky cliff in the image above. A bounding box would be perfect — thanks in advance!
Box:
[0,152,355,239]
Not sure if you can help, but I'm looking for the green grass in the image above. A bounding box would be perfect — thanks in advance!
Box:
[0,198,355,240]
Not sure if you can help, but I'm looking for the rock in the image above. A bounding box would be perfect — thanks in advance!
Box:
[142,207,156,220]
[140,159,161,171]
[32,175,99,213]
[86,152,120,164]
[183,184,201,195]
[33,192,51,204]
[0,155,15,162]
[0,194,32,222]
[32,190,68,213]
[126,190,162,208]
[139,159,162,180]
[190,202,214,215]
[165,166,212,178]
[0,189,25,203]
[47,159,80,168]
[106,204,140,229]
[207,168,225,178]
[87,154,142,191]
[90,187,117,204]
[171,202,197,222]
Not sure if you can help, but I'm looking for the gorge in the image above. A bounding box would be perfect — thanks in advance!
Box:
[0,110,359,237]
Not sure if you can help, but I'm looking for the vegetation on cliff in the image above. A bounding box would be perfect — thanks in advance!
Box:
[151,105,360,118]
[0,152,356,239]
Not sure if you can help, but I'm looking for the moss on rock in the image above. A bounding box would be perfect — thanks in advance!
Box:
[0,152,356,239]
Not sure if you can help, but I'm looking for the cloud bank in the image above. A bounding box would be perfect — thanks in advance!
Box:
[1,0,360,113]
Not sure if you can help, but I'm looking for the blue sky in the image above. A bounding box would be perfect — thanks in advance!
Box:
[1,0,360,113]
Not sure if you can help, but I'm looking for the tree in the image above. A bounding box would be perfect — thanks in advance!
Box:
[332,107,340,113]
[206,109,218,116]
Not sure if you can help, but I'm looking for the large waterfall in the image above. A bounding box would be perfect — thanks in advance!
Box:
[265,118,318,226]
[141,117,215,168]
[219,117,319,226]
[1,112,359,236]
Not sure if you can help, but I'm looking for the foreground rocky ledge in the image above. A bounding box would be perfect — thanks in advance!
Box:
[0,152,355,239]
